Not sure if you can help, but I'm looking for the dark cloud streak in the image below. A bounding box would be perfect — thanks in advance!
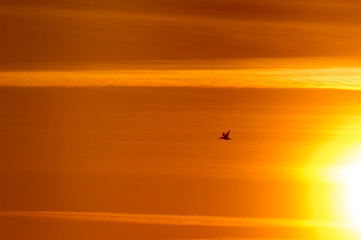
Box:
[1,0,361,68]
[2,0,361,24]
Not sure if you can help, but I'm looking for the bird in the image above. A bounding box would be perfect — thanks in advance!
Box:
[219,130,231,140]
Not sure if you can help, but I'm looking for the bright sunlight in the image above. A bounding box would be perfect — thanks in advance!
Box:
[318,143,361,234]
[331,147,361,229]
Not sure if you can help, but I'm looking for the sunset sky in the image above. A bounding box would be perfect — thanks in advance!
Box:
[2,0,361,87]
[2,1,361,240]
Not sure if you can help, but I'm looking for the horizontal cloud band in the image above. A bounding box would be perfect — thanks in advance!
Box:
[2,58,361,89]
[0,211,349,229]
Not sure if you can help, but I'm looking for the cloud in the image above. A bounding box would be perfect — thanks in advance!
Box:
[0,211,349,229]
[2,0,361,24]
[1,57,361,89]
[175,238,305,240]
[2,1,361,66]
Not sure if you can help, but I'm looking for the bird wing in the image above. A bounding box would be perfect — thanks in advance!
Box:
[224,130,231,138]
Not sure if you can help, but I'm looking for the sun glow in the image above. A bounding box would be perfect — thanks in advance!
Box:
[326,146,361,230]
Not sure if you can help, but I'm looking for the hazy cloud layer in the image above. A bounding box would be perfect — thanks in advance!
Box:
[2,1,361,87]
[2,0,361,67]
[0,211,348,228]
[2,0,361,24]
[176,238,305,240]
[2,58,361,88]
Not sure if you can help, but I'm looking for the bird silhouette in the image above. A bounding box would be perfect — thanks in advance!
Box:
[219,130,231,140]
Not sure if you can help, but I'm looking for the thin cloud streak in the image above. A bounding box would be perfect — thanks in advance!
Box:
[3,1,361,24]
[3,2,361,65]
[0,211,350,229]
[2,60,361,89]
[176,238,305,240]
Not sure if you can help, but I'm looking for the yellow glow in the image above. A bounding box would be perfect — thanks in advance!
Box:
[308,119,361,239]
[328,147,361,230]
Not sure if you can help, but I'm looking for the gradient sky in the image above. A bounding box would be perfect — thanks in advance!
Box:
[2,0,361,88]
[2,1,361,240]
[2,87,361,240]
[2,0,361,64]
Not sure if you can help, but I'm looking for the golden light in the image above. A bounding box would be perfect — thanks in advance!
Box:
[309,120,361,239]
[328,147,361,230]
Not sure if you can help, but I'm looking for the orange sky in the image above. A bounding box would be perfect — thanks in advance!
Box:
[2,0,361,88]
[2,1,361,240]
[3,57,361,88]
[2,87,361,240]
[2,0,361,65]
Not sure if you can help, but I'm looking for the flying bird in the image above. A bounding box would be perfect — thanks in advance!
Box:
[219,130,231,140]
